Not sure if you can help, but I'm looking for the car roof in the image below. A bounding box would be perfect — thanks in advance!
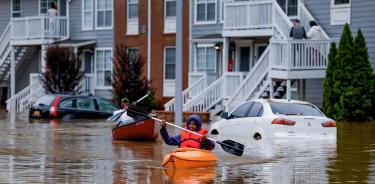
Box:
[247,98,312,105]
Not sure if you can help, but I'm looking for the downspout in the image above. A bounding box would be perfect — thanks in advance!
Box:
[147,0,151,81]
[189,0,192,84]
[67,0,72,39]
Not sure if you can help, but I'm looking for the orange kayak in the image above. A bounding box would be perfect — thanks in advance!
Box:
[162,148,217,169]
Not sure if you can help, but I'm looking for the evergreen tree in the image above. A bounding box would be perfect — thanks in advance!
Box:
[334,24,354,120]
[40,46,84,93]
[323,42,338,118]
[113,44,157,110]
[339,29,375,121]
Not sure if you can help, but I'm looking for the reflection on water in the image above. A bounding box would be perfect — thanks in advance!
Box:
[0,111,374,183]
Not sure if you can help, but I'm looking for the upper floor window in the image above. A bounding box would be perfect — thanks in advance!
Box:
[128,0,138,20]
[40,0,55,14]
[197,45,216,73]
[96,0,113,29]
[277,0,298,17]
[195,0,216,24]
[164,47,176,80]
[12,0,21,17]
[82,0,94,30]
[334,0,350,5]
[165,0,176,18]
[96,48,113,87]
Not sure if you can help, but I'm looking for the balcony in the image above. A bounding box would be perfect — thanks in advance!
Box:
[11,16,68,45]
[223,0,274,37]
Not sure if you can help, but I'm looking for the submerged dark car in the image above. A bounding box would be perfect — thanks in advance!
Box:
[29,94,120,119]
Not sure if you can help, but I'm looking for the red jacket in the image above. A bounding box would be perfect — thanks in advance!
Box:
[179,129,208,148]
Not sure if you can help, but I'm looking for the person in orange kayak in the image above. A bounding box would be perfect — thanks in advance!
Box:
[160,114,215,150]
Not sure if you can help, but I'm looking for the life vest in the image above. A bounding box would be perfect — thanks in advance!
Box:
[179,128,208,149]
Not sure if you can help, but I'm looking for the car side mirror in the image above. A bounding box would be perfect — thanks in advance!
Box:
[221,112,229,119]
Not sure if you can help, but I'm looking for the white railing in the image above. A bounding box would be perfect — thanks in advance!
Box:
[183,73,244,112]
[0,23,11,59]
[225,46,271,112]
[299,3,329,39]
[273,1,293,39]
[224,0,273,31]
[6,79,44,112]
[78,73,95,95]
[11,16,68,41]
[164,73,207,111]
[271,39,334,70]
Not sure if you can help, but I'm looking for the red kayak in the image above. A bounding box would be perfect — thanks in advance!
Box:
[112,119,159,141]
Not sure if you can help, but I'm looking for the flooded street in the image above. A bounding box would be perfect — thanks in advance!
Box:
[0,112,374,183]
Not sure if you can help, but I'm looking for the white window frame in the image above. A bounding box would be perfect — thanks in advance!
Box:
[95,0,113,30]
[330,0,351,25]
[82,0,94,31]
[95,48,113,89]
[194,0,217,25]
[39,0,59,15]
[127,0,139,35]
[11,0,22,18]
[196,44,217,73]
[164,0,177,33]
[163,46,176,97]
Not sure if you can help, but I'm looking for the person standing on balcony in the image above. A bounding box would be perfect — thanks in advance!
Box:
[47,2,58,38]
[289,19,306,39]
[306,21,322,40]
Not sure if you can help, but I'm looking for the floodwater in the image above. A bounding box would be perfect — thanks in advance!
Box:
[0,112,374,183]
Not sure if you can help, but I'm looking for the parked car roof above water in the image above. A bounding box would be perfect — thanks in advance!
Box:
[29,94,120,120]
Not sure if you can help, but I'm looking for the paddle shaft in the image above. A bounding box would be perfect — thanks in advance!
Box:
[149,116,217,143]
[135,92,150,103]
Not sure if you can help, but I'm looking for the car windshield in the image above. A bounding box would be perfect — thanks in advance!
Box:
[34,95,56,106]
[269,102,324,116]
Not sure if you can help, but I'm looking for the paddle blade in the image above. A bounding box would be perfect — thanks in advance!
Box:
[127,105,149,119]
[218,140,245,156]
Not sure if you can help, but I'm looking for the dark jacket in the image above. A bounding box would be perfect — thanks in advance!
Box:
[160,115,215,150]
[290,25,307,39]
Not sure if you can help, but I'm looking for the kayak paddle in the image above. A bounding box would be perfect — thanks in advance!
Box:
[127,105,245,156]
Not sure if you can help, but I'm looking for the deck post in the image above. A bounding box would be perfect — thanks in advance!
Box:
[269,78,274,99]
[286,79,291,100]
[10,46,15,97]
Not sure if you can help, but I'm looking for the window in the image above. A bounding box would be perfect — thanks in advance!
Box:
[76,98,96,110]
[82,0,94,30]
[277,0,298,17]
[40,0,55,14]
[334,0,350,5]
[269,102,324,116]
[12,0,21,17]
[165,0,176,17]
[164,47,176,80]
[231,102,253,119]
[197,45,216,73]
[96,0,113,29]
[128,0,138,20]
[96,99,118,112]
[195,0,216,23]
[96,48,113,87]
[247,102,263,117]
[60,99,75,108]
[127,48,139,58]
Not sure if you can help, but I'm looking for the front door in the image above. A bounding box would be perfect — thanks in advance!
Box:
[84,51,94,74]
[238,46,252,72]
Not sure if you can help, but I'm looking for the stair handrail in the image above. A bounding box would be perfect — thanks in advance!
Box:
[225,46,271,112]
[183,76,225,112]
[6,79,43,112]
[0,23,11,60]
[299,3,329,39]
[272,1,293,39]
[164,73,207,111]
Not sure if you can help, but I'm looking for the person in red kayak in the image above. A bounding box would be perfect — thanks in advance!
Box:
[160,114,215,150]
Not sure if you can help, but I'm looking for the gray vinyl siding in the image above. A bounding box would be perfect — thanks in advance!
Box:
[69,0,114,48]
[304,0,375,69]
[21,0,39,17]
[0,0,10,35]
[191,0,223,38]
[16,47,40,93]
[305,79,324,109]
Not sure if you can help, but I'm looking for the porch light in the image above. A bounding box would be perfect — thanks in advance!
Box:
[214,43,221,51]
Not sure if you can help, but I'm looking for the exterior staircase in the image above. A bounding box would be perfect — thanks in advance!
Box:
[165,1,334,117]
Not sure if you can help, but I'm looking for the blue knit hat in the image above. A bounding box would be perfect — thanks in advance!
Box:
[186,114,202,131]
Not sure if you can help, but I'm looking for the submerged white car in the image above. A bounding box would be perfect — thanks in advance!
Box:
[210,99,336,140]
